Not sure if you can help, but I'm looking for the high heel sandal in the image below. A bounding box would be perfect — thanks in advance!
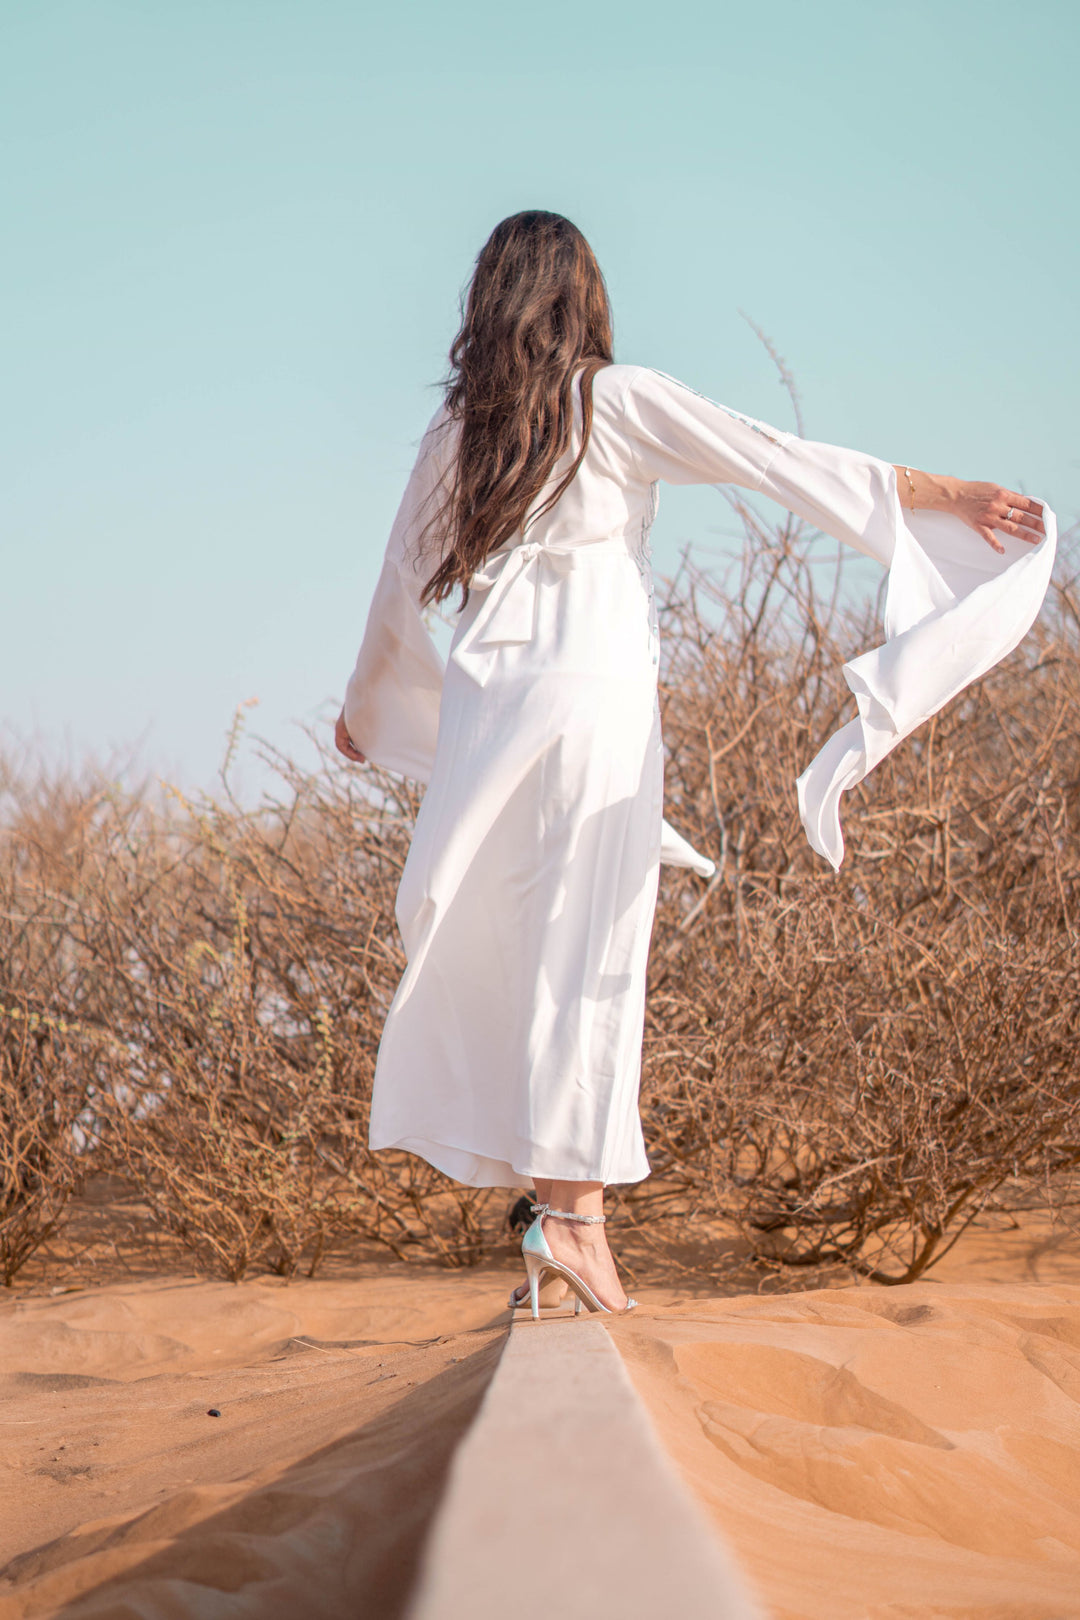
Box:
[521,1205,638,1321]
[508,1205,573,1315]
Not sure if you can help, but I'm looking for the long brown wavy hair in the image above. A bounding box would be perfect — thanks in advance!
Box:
[420,211,614,607]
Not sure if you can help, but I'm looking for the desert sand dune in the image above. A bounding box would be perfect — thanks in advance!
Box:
[2,1223,1080,1618]
[614,1276,1080,1618]
[0,1267,509,1618]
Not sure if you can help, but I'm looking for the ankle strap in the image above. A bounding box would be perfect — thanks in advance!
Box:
[543,1206,606,1225]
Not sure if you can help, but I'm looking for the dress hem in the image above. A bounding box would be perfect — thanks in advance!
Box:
[370,1132,652,1191]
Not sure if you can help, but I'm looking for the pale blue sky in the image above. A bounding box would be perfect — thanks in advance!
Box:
[3,0,1076,789]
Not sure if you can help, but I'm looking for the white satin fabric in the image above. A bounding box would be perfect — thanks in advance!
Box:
[344,365,1055,1187]
[755,438,1058,866]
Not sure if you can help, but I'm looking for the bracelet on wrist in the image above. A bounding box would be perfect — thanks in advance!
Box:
[902,466,917,511]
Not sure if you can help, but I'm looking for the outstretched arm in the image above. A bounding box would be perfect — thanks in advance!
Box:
[622,367,1049,562]
[621,366,1057,866]
[891,466,1046,555]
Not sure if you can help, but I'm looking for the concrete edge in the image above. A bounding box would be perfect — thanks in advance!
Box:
[406,1315,765,1619]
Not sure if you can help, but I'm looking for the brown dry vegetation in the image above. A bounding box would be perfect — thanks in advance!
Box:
[647,500,1080,1284]
[3,506,1078,1288]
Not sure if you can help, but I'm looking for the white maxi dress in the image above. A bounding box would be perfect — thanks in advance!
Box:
[343,364,1056,1190]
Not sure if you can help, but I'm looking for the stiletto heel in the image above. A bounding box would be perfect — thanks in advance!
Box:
[512,1275,582,1314]
[524,1247,548,1321]
[509,1275,569,1310]
[519,1206,637,1318]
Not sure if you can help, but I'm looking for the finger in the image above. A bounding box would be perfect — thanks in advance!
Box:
[1002,492,1043,519]
[976,525,1005,555]
[994,508,1045,541]
[999,494,1046,536]
[1000,519,1042,545]
[335,718,363,757]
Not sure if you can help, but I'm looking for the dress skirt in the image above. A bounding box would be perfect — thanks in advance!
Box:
[368,538,663,1188]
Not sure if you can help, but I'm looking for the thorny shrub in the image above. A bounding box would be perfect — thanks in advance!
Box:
[642,496,1080,1282]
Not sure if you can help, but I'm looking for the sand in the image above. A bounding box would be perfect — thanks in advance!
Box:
[2,1212,1079,1618]
[613,1221,1080,1619]
[0,1266,508,1618]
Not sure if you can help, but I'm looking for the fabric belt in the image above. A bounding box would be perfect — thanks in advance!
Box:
[454,536,633,683]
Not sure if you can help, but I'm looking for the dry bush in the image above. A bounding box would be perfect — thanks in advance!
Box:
[639,499,1080,1282]
[2,496,1077,1287]
[0,742,499,1283]
[93,749,501,1277]
[0,1009,89,1285]
[0,766,123,1284]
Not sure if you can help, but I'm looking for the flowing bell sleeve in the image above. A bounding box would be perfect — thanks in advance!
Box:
[759,438,1057,868]
[342,406,453,784]
[624,367,1058,869]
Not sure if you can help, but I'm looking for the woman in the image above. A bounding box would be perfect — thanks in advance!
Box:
[336,211,1052,1317]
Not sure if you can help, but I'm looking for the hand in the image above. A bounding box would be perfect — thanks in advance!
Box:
[948,479,1046,556]
[334,708,366,763]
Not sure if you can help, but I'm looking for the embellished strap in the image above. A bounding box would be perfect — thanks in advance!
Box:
[544,1207,606,1225]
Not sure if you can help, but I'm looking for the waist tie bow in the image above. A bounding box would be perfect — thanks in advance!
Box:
[453,536,632,685]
